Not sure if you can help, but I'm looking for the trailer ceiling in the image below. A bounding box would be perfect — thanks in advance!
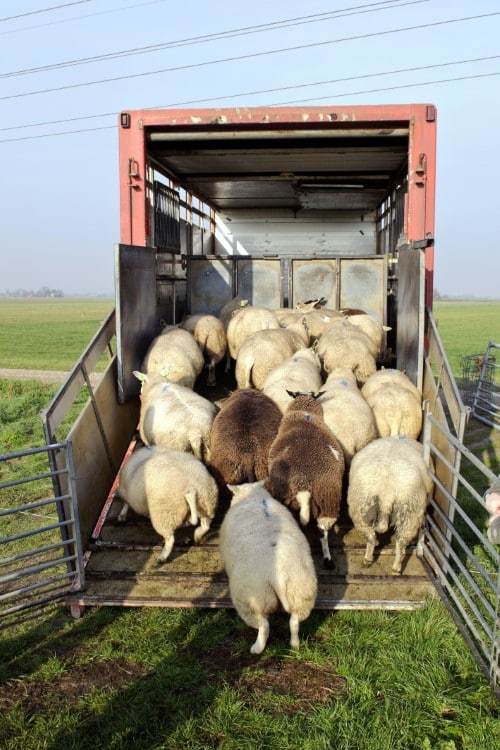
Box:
[147,127,409,212]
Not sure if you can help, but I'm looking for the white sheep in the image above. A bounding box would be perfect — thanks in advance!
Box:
[180,313,227,387]
[344,312,391,356]
[133,371,217,461]
[318,372,378,465]
[261,347,323,414]
[361,367,421,402]
[347,435,434,574]
[361,368,422,439]
[316,318,378,385]
[141,325,204,388]
[116,445,218,563]
[219,481,318,654]
[274,303,343,344]
[267,392,345,569]
[234,320,309,389]
[218,296,249,330]
[226,305,281,361]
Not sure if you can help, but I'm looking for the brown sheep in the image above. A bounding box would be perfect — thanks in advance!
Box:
[208,388,282,493]
[267,392,345,569]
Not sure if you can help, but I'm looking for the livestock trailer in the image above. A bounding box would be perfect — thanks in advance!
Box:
[2,104,498,692]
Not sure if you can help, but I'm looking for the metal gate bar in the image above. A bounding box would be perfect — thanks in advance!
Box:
[422,410,500,695]
[0,441,84,621]
[472,341,500,430]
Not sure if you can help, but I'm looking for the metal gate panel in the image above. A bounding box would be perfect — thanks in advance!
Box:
[115,243,158,403]
[0,442,84,623]
[339,256,387,323]
[421,411,500,695]
[472,341,500,430]
[397,247,425,389]
[235,258,282,309]
[291,258,339,308]
[187,257,233,315]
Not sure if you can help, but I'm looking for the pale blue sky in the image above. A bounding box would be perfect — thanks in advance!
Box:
[1,0,499,297]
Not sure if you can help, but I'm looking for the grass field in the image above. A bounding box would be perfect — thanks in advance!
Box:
[0,298,499,750]
[433,301,500,377]
[0,298,113,370]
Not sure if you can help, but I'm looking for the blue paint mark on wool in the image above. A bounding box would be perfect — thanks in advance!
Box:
[304,413,312,421]
[161,383,170,392]
[261,498,270,517]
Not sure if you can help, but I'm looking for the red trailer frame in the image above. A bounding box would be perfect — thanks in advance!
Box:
[118,103,436,307]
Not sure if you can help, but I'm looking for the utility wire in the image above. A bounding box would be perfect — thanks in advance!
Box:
[0,1,422,78]
[0,1,174,35]
[0,1,92,23]
[1,11,498,102]
[1,69,498,143]
[1,54,498,133]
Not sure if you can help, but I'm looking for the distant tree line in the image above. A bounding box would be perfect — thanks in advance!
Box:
[1,286,64,298]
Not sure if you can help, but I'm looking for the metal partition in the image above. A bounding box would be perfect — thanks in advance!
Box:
[398,247,425,390]
[472,341,500,430]
[0,441,84,622]
[43,308,139,551]
[422,410,499,695]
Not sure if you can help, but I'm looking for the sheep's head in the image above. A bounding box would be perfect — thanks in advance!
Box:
[285,390,325,417]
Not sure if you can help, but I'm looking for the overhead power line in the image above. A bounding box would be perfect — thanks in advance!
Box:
[1,54,498,133]
[1,69,498,143]
[0,1,423,78]
[1,10,498,102]
[0,1,92,23]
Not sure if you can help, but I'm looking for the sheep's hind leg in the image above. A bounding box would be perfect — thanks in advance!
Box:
[157,532,175,564]
[363,530,378,567]
[194,516,211,543]
[184,489,199,525]
[318,517,336,570]
[289,614,300,649]
[117,502,129,523]
[250,619,270,655]
[207,359,216,387]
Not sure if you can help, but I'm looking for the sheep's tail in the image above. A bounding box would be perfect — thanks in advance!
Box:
[184,489,199,526]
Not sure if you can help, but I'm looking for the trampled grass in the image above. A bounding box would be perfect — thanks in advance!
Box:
[0,298,499,749]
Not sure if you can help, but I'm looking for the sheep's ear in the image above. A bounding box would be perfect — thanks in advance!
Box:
[286,389,299,398]
[133,370,147,382]
[159,366,171,378]
[311,338,319,352]
[312,391,326,400]
[227,483,238,495]
[383,325,392,332]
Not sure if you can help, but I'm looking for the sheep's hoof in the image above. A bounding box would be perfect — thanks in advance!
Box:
[323,557,335,570]
[391,568,402,577]
[362,558,373,568]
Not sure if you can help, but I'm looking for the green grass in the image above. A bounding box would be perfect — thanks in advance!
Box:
[0,298,114,370]
[0,298,499,749]
[433,301,500,377]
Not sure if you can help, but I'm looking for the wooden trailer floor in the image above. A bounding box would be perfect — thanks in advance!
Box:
[66,491,437,618]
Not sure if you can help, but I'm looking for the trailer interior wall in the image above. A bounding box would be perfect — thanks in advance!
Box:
[116,104,436,399]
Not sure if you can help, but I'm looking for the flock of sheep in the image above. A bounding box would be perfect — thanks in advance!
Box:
[116,297,434,654]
